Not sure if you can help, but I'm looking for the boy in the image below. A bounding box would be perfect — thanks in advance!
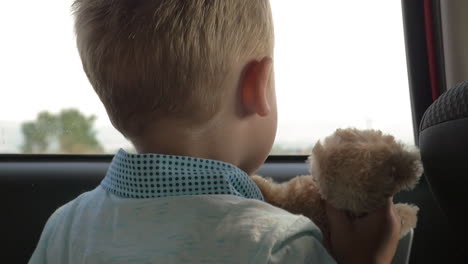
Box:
[30,0,400,263]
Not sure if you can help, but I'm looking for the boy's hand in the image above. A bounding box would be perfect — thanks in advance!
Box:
[326,198,401,264]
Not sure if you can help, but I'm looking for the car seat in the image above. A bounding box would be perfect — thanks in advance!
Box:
[419,80,468,257]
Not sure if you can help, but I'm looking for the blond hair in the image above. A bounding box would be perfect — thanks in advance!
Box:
[73,0,274,138]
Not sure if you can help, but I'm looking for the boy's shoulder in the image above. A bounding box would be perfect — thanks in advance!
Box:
[32,188,334,263]
[42,187,322,243]
[48,187,323,235]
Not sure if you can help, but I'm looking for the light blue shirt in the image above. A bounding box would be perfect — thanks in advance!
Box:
[29,149,336,264]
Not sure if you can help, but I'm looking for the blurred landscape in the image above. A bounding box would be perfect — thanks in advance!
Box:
[0,120,130,154]
[0,118,413,156]
[0,120,316,155]
[0,0,414,156]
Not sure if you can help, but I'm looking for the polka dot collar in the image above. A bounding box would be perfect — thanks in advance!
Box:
[101,149,264,200]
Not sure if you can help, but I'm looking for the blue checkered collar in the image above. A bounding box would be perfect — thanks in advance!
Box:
[101,149,264,200]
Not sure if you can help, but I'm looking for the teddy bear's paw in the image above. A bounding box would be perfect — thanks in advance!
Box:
[250,175,286,204]
[251,175,274,195]
[395,203,419,238]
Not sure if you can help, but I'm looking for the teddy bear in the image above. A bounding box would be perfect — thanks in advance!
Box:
[251,128,423,240]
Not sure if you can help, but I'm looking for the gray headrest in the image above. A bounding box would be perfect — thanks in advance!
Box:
[419,80,468,254]
[420,80,468,131]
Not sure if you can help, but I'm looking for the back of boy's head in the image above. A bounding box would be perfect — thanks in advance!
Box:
[73,0,274,139]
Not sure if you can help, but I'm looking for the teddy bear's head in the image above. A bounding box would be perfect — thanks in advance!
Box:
[309,128,423,214]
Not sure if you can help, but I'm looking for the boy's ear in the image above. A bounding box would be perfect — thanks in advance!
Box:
[240,57,273,117]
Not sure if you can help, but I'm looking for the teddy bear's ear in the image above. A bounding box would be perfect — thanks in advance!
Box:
[309,140,330,197]
[391,144,423,192]
[309,140,326,171]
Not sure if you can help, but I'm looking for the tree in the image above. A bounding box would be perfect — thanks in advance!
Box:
[21,109,104,154]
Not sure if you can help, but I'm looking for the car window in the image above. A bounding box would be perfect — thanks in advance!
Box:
[0,0,413,155]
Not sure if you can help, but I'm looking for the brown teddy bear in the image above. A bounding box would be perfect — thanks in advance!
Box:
[252,128,422,241]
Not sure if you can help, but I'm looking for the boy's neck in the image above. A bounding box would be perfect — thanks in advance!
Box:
[131,117,244,170]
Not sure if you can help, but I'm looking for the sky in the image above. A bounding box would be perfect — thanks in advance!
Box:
[0,0,414,153]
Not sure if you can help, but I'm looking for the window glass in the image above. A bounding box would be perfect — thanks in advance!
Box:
[0,0,413,155]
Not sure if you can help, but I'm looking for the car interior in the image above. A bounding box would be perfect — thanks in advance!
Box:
[1,0,467,263]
